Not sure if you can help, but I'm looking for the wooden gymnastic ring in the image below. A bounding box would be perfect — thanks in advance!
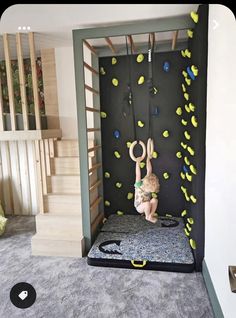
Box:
[129,141,146,162]
[147,138,154,159]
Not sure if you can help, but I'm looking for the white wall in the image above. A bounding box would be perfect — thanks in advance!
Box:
[205,4,236,317]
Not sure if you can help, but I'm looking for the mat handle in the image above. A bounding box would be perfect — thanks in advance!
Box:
[131,260,147,268]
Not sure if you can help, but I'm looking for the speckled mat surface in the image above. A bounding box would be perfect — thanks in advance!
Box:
[88,215,195,271]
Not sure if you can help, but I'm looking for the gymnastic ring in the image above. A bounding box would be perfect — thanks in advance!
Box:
[147,138,154,159]
[129,140,146,162]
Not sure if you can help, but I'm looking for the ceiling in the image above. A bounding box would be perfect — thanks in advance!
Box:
[0,4,199,60]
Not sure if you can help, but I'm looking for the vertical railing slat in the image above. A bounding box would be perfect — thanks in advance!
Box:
[0,77,4,131]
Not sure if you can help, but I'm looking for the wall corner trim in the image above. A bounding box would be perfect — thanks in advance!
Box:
[202,260,224,318]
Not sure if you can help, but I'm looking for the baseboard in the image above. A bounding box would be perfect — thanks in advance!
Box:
[202,260,224,318]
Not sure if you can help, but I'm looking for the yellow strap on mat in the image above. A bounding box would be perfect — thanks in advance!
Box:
[131,260,147,268]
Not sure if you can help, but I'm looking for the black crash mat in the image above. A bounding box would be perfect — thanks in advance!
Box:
[88,215,195,272]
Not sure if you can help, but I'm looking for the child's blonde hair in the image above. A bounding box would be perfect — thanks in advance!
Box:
[142,173,160,193]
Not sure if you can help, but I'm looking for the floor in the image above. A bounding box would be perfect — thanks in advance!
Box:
[0,216,214,318]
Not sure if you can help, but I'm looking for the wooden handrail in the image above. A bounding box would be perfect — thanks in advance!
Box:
[0,77,4,131]
[83,62,99,75]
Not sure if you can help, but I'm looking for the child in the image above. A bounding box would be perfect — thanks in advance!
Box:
[134,155,160,223]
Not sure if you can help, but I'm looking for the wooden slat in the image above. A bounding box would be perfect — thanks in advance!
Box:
[85,84,99,95]
[90,196,102,211]
[16,33,29,130]
[88,145,101,153]
[0,77,4,131]
[44,139,51,176]
[27,140,39,215]
[83,62,99,75]
[91,211,104,236]
[83,40,97,55]
[172,30,179,50]
[128,35,135,54]
[89,162,102,173]
[89,179,102,192]
[28,32,41,129]
[39,140,47,195]
[87,128,101,132]
[35,140,44,213]
[3,34,16,131]
[49,138,55,158]
[86,107,100,113]
[105,37,116,54]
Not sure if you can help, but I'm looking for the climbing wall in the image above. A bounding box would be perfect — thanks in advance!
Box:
[99,50,189,217]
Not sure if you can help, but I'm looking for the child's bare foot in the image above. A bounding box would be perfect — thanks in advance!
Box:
[146,216,157,223]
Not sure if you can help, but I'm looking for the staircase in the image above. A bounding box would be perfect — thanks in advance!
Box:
[31,139,96,257]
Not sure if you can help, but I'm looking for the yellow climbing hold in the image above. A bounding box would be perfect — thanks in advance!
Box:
[187,218,194,225]
[180,172,185,180]
[140,162,146,169]
[182,84,186,92]
[181,185,186,193]
[163,130,169,138]
[185,104,191,113]
[166,214,172,217]
[190,195,197,204]
[127,193,134,200]
[137,120,144,128]
[185,77,191,86]
[186,223,192,232]
[181,209,187,217]
[184,130,191,140]
[112,78,119,86]
[104,172,110,178]
[184,93,189,101]
[185,49,191,58]
[191,65,198,76]
[190,11,199,24]
[181,142,187,149]
[176,107,182,116]
[114,151,121,159]
[112,57,117,65]
[126,141,132,148]
[176,151,182,159]
[152,151,158,159]
[187,29,193,38]
[138,76,145,85]
[186,173,193,182]
[105,200,110,207]
[189,238,196,249]
[187,146,195,156]
[184,228,190,236]
[116,210,124,216]
[181,50,186,57]
[185,193,190,201]
[184,156,190,165]
[100,67,106,75]
[189,103,195,112]
[163,172,170,180]
[190,164,197,175]
[181,119,188,126]
[182,70,188,77]
[100,111,107,118]
[191,115,198,128]
[116,182,122,188]
[136,54,144,63]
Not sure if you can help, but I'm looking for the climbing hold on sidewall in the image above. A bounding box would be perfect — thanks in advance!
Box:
[112,57,117,65]
[163,172,170,179]
[127,193,133,200]
[100,111,107,118]
[112,78,119,86]
[116,182,122,188]
[176,151,182,159]
[189,238,197,249]
[176,107,182,116]
[187,29,193,38]
[191,115,198,128]
[137,120,144,128]
[114,151,121,159]
[163,61,170,72]
[162,130,169,138]
[100,67,106,75]
[113,130,120,139]
[136,54,144,63]
[105,200,111,207]
[104,172,110,178]
[138,76,145,85]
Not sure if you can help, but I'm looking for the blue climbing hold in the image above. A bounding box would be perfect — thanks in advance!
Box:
[187,66,195,80]
[163,61,170,72]
[183,165,189,173]
[113,130,120,139]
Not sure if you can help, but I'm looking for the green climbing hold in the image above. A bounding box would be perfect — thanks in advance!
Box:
[136,54,144,63]
[114,151,121,159]
[116,182,122,188]
[100,67,106,75]
[186,173,192,182]
[152,151,158,159]
[190,11,199,24]
[187,146,195,156]
[189,103,195,112]
[181,209,187,217]
[163,172,170,179]
[138,76,145,85]
[104,172,110,178]
[100,111,107,118]
[187,218,194,225]
[189,238,196,249]
[137,120,144,128]
[182,84,186,92]
[180,172,185,180]
[112,57,117,65]
[140,162,145,169]
[127,193,134,200]
[187,29,193,38]
[126,141,132,148]
[191,115,198,128]
[181,119,188,126]
[184,93,189,101]
[190,194,197,204]
[176,151,182,159]
[163,130,169,138]
[184,228,190,236]
[185,77,191,86]
[186,223,192,232]
[185,104,191,113]
[105,200,110,207]
[184,130,191,140]
[176,107,182,116]
[190,164,197,175]
[112,78,119,86]
[116,210,124,216]
[184,156,190,165]
[181,142,187,149]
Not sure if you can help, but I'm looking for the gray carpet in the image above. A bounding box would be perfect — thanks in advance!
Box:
[0,216,214,318]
